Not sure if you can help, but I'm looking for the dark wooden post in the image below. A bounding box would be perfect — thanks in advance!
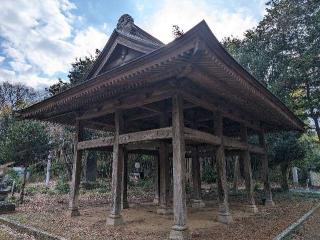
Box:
[157,113,171,214]
[107,110,124,225]
[240,124,258,213]
[122,148,129,209]
[153,154,160,204]
[69,119,83,217]
[169,93,189,240]
[214,112,233,224]
[259,131,275,207]
[191,146,205,208]
[233,156,240,193]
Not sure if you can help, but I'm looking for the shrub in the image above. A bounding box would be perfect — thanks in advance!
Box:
[135,178,153,190]
[6,168,22,192]
[202,167,217,184]
[55,178,70,194]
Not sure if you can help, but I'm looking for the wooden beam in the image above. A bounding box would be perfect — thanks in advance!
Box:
[180,87,261,131]
[78,85,174,121]
[184,127,221,145]
[78,127,172,150]
[224,137,247,150]
[83,120,115,131]
[248,144,265,155]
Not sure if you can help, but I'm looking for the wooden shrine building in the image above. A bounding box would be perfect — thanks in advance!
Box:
[18,14,304,239]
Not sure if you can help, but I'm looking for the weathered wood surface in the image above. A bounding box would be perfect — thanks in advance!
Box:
[184,127,265,154]
[213,112,232,223]
[191,146,201,200]
[122,148,129,209]
[184,127,221,145]
[171,93,188,230]
[107,110,124,225]
[153,153,160,204]
[240,124,258,213]
[158,114,170,212]
[259,131,274,206]
[233,156,240,193]
[77,127,172,150]
[77,85,175,121]
[181,86,262,131]
[69,119,83,216]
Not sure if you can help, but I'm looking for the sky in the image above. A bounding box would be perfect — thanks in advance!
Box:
[0,0,268,90]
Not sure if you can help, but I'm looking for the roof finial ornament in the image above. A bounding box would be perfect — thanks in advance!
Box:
[117,14,135,33]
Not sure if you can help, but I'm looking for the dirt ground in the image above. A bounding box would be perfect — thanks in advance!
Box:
[0,224,35,240]
[287,207,320,240]
[1,190,319,240]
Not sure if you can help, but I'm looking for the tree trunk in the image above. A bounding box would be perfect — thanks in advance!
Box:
[19,165,28,204]
[311,116,320,142]
[280,163,289,191]
[45,155,51,187]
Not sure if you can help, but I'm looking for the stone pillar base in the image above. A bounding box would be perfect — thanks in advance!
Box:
[122,201,129,209]
[157,206,172,215]
[245,204,258,213]
[265,199,275,207]
[153,198,159,205]
[191,199,205,208]
[69,208,80,217]
[169,225,190,240]
[218,211,233,224]
[106,214,124,226]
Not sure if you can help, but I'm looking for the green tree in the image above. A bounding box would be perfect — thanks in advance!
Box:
[46,49,100,95]
[0,120,50,203]
[267,132,306,190]
[223,0,320,140]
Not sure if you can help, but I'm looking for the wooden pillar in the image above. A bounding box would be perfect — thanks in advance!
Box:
[214,112,233,224]
[107,110,124,225]
[240,124,258,213]
[69,119,83,217]
[259,131,275,207]
[191,146,205,208]
[122,148,129,209]
[153,154,160,204]
[233,156,240,193]
[169,93,189,240]
[157,114,171,214]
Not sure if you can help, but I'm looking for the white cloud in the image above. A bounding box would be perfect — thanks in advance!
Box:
[139,0,260,43]
[0,0,108,88]
[0,56,5,64]
[0,68,15,80]
[0,67,57,89]
[73,27,108,59]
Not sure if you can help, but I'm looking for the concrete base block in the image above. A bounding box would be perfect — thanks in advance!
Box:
[69,208,80,217]
[191,199,205,208]
[106,214,124,226]
[265,199,275,207]
[169,225,190,240]
[245,204,258,213]
[218,211,233,224]
[157,207,172,215]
